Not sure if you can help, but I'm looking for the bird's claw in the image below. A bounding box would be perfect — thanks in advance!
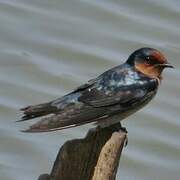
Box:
[120,125,128,133]
[119,125,128,147]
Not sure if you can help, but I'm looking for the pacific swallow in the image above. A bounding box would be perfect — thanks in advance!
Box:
[18,47,173,132]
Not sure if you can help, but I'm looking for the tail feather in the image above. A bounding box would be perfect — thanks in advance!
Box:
[21,114,84,133]
[19,95,108,132]
[20,104,106,133]
[18,102,57,122]
[21,115,80,133]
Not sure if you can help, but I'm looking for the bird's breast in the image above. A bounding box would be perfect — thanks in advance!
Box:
[96,90,157,128]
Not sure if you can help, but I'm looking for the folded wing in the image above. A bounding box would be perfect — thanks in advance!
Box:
[19,65,157,132]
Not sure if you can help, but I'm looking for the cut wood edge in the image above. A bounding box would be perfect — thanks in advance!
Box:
[92,131,127,180]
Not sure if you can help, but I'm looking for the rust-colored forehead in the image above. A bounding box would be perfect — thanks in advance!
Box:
[151,50,167,64]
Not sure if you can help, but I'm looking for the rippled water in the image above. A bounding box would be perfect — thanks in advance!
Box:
[0,0,180,180]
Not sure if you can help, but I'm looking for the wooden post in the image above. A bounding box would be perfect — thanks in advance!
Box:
[38,123,127,180]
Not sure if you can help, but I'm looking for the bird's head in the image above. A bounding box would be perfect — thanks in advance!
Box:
[126,47,174,81]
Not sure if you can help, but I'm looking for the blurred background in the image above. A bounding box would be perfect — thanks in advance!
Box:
[0,0,179,180]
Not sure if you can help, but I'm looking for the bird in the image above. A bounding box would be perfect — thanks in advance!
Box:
[18,47,174,132]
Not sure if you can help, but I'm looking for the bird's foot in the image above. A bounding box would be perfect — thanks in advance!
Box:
[119,124,128,147]
[120,126,128,133]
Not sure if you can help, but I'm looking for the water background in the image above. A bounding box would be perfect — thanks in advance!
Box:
[0,0,180,180]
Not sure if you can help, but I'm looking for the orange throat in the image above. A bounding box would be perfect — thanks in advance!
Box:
[135,63,163,83]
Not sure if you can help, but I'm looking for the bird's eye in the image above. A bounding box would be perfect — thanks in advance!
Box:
[145,56,150,62]
[145,56,153,64]
[145,56,158,65]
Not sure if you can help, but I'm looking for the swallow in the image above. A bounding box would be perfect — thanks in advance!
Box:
[18,47,173,132]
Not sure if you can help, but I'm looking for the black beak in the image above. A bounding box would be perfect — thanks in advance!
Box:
[158,63,174,68]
